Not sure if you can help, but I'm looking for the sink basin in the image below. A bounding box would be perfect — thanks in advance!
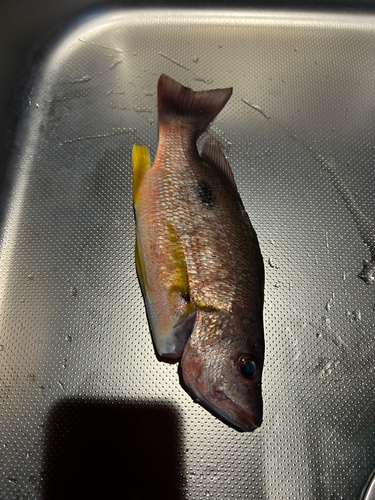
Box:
[0,4,375,499]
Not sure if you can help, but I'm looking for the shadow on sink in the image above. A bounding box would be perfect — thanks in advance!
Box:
[42,398,183,500]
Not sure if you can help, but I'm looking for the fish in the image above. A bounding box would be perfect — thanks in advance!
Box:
[133,74,265,431]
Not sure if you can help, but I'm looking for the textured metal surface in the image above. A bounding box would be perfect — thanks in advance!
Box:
[1,8,375,499]
[361,469,375,500]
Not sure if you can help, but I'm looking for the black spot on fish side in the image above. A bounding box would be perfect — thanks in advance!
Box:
[181,291,190,302]
[197,180,215,209]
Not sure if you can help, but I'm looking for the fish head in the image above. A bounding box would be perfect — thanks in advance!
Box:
[180,309,264,432]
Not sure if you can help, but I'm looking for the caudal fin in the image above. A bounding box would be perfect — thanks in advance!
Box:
[158,74,232,136]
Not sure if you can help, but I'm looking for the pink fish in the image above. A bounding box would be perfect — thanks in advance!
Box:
[133,75,264,431]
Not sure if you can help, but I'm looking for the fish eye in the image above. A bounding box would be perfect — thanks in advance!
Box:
[238,356,257,379]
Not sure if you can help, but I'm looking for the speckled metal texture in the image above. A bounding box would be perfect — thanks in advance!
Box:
[1,8,375,499]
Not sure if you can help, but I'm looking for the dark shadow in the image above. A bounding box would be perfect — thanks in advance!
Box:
[42,399,183,500]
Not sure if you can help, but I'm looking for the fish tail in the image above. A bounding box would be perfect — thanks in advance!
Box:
[158,74,232,137]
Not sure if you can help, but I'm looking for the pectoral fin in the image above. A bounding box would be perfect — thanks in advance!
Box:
[165,222,190,301]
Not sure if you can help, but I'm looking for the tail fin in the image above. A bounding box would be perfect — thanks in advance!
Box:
[158,74,232,136]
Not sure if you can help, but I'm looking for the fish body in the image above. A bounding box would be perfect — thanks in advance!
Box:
[133,75,264,431]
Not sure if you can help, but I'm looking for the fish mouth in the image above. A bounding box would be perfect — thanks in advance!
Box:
[218,398,262,431]
[189,388,261,432]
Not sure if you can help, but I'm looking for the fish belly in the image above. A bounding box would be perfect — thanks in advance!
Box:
[135,162,197,359]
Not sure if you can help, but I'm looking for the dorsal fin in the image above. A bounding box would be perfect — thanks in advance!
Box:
[201,137,236,187]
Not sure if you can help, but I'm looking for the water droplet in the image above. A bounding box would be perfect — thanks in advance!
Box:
[193,56,199,63]
[353,309,361,321]
[326,293,335,311]
[193,74,213,84]
[28,274,34,280]
[134,103,152,113]
[207,124,232,151]
[325,230,329,250]
[268,257,279,269]
[323,316,331,328]
[71,287,78,297]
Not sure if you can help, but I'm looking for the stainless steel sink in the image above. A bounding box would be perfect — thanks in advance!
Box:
[1,4,375,499]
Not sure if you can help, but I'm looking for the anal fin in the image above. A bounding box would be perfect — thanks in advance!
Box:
[133,145,150,203]
[135,234,148,294]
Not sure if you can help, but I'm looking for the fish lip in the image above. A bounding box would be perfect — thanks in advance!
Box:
[219,398,262,431]
[189,387,261,432]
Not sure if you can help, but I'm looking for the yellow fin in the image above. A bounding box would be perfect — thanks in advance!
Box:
[165,223,189,300]
[135,234,148,292]
[196,301,217,312]
[132,145,150,203]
